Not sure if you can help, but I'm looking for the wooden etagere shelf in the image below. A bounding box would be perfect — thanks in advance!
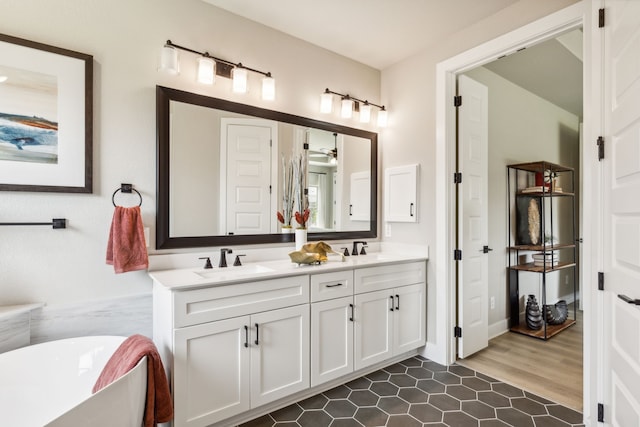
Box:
[507,161,578,340]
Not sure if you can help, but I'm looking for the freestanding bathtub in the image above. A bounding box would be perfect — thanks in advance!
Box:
[0,336,147,427]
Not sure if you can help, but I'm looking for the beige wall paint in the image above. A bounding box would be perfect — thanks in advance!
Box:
[463,66,580,330]
[0,0,379,305]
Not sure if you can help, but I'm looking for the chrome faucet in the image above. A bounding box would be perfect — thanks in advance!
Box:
[219,248,233,267]
[352,241,367,256]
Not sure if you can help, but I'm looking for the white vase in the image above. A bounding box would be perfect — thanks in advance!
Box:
[281,226,293,234]
[295,228,307,251]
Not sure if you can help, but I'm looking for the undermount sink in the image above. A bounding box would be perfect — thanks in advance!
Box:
[195,264,275,279]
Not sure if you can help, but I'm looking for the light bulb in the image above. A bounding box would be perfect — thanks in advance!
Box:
[196,56,215,85]
[320,92,333,113]
[159,45,179,75]
[262,75,275,101]
[232,67,248,93]
[377,108,388,127]
[341,98,354,119]
[360,103,372,123]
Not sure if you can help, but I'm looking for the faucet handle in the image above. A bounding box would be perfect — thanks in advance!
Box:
[341,247,350,256]
[360,245,368,255]
[199,257,213,269]
[234,254,245,266]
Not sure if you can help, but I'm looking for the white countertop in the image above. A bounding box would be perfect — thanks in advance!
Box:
[149,251,428,290]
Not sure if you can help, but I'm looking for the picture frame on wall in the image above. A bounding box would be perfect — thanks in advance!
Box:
[0,33,93,193]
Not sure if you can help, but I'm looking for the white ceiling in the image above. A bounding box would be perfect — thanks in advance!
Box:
[203,0,583,116]
[202,0,520,70]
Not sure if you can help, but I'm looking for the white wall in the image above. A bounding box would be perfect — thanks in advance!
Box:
[463,66,580,331]
[0,0,379,308]
[380,0,579,355]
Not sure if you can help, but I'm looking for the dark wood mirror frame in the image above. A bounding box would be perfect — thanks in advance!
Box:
[156,85,377,249]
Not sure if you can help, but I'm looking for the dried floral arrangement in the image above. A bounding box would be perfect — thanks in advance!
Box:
[293,151,309,229]
[277,154,295,228]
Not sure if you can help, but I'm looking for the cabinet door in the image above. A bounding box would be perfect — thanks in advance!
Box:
[250,304,310,408]
[354,289,393,371]
[384,164,418,222]
[173,316,250,427]
[393,283,426,355]
[311,296,354,387]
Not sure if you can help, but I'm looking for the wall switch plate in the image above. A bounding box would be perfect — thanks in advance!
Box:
[490,296,495,310]
[385,223,392,237]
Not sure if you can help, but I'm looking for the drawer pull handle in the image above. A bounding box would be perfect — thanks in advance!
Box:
[254,323,260,345]
[410,202,414,217]
[395,294,400,310]
[390,295,395,311]
[326,283,343,288]
[349,304,354,322]
[618,294,640,305]
[244,325,249,348]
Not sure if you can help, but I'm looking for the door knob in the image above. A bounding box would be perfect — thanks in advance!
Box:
[481,245,493,254]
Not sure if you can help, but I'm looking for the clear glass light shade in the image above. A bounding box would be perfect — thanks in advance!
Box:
[320,92,333,113]
[341,98,354,119]
[196,57,215,85]
[159,45,179,75]
[359,103,372,123]
[262,75,276,101]
[377,109,388,127]
[232,67,248,93]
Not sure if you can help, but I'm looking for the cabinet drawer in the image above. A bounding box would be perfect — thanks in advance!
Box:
[174,275,309,327]
[355,261,426,294]
[310,270,354,302]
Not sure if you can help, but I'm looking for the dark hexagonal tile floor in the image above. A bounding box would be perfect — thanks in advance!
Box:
[238,356,584,427]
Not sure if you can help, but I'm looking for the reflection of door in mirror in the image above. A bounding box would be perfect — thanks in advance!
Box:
[220,118,278,235]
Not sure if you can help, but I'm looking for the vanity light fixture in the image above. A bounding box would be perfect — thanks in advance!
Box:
[160,40,275,100]
[320,88,388,127]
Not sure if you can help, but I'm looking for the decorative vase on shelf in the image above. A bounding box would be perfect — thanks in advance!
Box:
[525,294,543,330]
[295,228,307,251]
[281,226,293,234]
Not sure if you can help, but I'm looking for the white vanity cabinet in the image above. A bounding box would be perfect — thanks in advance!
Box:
[354,262,426,370]
[154,275,310,427]
[310,270,354,387]
[152,258,427,427]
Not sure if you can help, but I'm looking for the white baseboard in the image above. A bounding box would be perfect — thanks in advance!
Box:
[489,319,509,340]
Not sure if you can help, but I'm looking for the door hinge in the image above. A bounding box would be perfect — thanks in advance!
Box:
[599,8,605,28]
[454,172,462,184]
[454,249,462,261]
[597,136,605,161]
[454,326,462,338]
[454,95,462,107]
[597,402,604,422]
[598,272,604,291]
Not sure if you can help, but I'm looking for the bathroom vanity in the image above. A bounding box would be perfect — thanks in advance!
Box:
[151,254,426,427]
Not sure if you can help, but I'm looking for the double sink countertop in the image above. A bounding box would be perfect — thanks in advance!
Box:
[149,251,428,291]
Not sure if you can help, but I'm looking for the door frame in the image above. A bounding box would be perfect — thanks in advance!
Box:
[434,1,600,422]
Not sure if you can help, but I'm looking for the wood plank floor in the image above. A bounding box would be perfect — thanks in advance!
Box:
[456,310,583,412]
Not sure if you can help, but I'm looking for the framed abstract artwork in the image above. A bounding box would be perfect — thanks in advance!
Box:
[0,33,93,193]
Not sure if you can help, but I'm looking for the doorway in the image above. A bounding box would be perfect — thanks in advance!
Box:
[432,1,594,420]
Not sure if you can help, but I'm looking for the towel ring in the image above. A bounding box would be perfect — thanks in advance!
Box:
[112,184,142,207]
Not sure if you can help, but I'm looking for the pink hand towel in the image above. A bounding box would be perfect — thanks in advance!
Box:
[93,334,173,427]
[106,205,148,273]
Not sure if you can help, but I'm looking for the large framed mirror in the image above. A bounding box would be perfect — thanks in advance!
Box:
[156,86,377,249]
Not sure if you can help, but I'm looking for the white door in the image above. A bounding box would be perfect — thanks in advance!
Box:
[173,316,250,427]
[250,305,310,408]
[221,119,276,235]
[457,75,489,358]
[393,283,427,355]
[310,296,354,387]
[354,289,393,370]
[602,1,640,424]
[349,171,371,221]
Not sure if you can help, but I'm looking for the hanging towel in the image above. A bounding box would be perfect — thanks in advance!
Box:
[106,205,148,273]
[93,334,173,427]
